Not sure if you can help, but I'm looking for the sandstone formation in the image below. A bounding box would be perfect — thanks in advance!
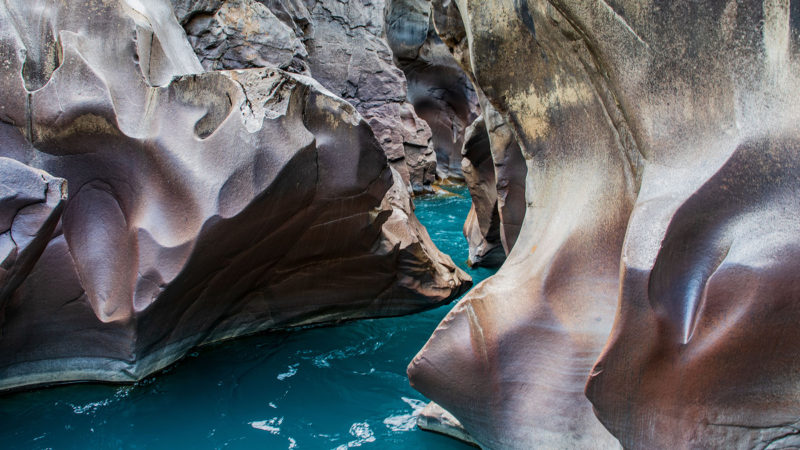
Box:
[460,115,504,268]
[478,101,526,257]
[0,159,66,310]
[410,0,800,448]
[172,0,438,195]
[0,0,469,392]
[385,0,480,181]
[409,1,635,446]
[460,99,527,268]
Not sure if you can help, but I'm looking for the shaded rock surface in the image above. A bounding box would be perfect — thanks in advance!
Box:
[0,159,66,309]
[410,0,800,449]
[479,101,526,256]
[417,401,480,447]
[409,0,639,448]
[460,115,504,268]
[0,0,469,391]
[460,100,527,268]
[173,0,438,195]
[385,0,480,181]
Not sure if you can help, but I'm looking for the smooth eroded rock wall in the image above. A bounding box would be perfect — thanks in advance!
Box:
[0,0,470,391]
[410,0,800,448]
[172,0,439,195]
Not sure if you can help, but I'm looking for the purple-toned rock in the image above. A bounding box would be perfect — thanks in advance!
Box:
[0,159,66,307]
[460,115,504,268]
[411,0,800,449]
[408,0,638,447]
[385,0,480,181]
[0,0,469,391]
[173,0,438,195]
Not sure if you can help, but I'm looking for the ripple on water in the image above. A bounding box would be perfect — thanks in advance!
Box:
[0,184,493,449]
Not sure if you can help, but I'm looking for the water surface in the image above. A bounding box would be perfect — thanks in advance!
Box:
[1,185,494,449]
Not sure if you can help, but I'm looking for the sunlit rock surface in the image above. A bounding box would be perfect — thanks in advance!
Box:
[385,0,480,181]
[410,0,800,448]
[172,0,438,195]
[0,0,469,392]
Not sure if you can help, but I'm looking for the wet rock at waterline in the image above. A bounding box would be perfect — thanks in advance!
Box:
[0,0,469,392]
[385,0,480,181]
[417,401,480,447]
[410,0,800,448]
[172,0,438,195]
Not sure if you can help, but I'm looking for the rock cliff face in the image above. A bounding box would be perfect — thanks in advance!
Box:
[173,0,438,195]
[410,0,800,448]
[460,99,527,268]
[385,0,480,181]
[459,115,505,268]
[0,0,469,391]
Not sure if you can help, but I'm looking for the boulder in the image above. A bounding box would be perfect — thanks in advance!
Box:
[0,0,469,391]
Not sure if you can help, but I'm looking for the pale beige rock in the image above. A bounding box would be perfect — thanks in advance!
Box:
[411,0,800,449]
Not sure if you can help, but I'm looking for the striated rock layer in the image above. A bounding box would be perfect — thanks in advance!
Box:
[0,0,469,392]
[172,0,439,195]
[410,0,800,448]
[385,0,480,181]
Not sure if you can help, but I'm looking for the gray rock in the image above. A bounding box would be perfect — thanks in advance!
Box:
[410,0,800,448]
[0,0,469,391]
[460,115,505,268]
[385,0,480,181]
[0,158,66,308]
[173,0,438,195]
[183,0,309,73]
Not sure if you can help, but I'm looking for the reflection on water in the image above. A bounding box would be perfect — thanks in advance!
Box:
[0,185,494,449]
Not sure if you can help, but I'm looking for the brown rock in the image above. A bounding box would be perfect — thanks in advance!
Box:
[172,0,439,195]
[409,0,637,447]
[460,115,504,268]
[411,0,800,448]
[460,100,527,267]
[481,101,526,255]
[0,0,469,391]
[385,0,480,181]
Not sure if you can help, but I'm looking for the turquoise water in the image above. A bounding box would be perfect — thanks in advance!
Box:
[0,185,495,449]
